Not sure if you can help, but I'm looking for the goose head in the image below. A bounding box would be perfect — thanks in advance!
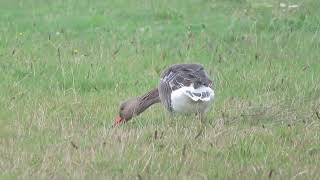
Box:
[113,88,160,126]
[114,98,140,125]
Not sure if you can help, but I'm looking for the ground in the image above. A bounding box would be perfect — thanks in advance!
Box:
[0,0,320,179]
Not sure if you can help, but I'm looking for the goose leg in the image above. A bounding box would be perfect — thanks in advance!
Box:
[200,113,204,125]
[194,112,204,139]
[196,112,204,126]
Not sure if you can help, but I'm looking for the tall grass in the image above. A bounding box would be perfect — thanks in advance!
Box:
[0,0,320,179]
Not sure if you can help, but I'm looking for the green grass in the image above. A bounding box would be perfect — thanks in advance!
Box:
[1,0,320,179]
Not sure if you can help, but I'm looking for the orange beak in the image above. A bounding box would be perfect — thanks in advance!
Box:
[113,114,123,126]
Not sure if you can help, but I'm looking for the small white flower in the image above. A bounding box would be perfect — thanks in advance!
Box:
[288,4,299,9]
[280,3,286,8]
[139,27,145,32]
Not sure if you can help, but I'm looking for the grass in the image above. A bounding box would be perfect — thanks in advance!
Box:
[1,0,320,179]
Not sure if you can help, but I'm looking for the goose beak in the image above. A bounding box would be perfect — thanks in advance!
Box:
[113,114,123,126]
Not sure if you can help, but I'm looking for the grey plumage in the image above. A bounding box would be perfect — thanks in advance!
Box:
[158,64,212,112]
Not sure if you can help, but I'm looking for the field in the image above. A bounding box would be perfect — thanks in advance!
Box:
[1,0,320,179]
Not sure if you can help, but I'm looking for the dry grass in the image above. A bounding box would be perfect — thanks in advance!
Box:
[1,0,320,179]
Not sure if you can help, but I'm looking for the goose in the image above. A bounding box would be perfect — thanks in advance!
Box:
[114,63,215,125]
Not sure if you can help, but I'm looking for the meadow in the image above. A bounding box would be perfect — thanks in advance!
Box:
[0,0,320,179]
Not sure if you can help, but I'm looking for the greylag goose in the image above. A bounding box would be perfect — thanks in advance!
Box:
[114,63,214,125]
